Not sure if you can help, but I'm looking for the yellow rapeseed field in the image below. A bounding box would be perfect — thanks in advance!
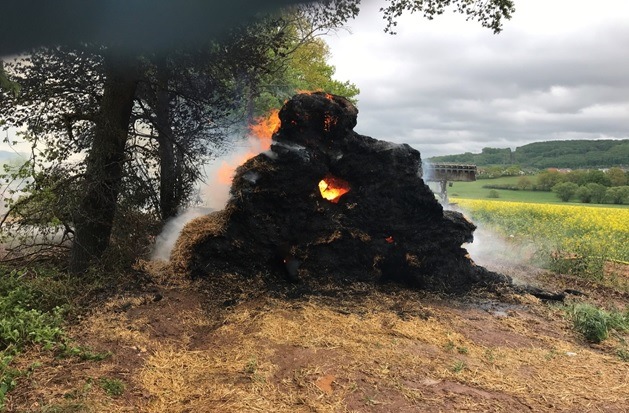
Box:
[453,199,629,274]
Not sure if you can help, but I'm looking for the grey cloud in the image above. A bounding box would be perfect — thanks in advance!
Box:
[330,6,629,159]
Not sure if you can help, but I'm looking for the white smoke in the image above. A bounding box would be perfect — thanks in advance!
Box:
[462,220,540,285]
[151,134,270,261]
[151,206,213,261]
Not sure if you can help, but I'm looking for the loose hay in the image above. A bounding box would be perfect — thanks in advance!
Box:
[136,293,629,412]
[170,209,231,271]
[8,282,629,412]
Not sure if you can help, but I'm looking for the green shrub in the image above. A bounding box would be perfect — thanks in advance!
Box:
[567,303,629,343]
[0,269,66,352]
[487,189,500,198]
[0,354,19,409]
[0,267,68,409]
[552,182,578,202]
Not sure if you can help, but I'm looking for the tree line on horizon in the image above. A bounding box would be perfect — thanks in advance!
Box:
[429,139,629,170]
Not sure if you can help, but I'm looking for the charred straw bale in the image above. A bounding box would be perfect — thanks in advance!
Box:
[173,92,511,293]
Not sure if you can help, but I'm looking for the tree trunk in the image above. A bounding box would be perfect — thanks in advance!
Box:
[155,58,179,221]
[69,52,138,274]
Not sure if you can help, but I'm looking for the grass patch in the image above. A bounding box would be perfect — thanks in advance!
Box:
[566,303,629,343]
[616,348,629,362]
[451,360,467,373]
[444,176,559,204]
[100,377,125,397]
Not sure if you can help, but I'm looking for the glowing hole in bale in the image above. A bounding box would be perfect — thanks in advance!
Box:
[318,175,351,203]
[323,113,337,132]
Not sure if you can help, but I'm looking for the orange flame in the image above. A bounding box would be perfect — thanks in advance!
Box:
[297,90,335,101]
[216,150,257,184]
[215,109,280,184]
[318,175,350,203]
[249,108,280,144]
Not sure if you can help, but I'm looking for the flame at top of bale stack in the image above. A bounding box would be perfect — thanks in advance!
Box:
[172,92,510,293]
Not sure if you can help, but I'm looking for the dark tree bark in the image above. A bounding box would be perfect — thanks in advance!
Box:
[155,58,179,221]
[69,52,139,273]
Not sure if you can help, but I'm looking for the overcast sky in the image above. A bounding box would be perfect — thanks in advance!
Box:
[2,0,628,162]
[324,0,629,158]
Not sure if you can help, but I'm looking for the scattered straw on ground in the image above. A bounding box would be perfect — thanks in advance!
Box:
[7,272,629,413]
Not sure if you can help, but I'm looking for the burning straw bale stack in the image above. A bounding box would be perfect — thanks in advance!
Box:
[172,92,510,293]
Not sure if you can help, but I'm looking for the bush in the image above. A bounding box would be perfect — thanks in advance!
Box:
[517,176,533,190]
[0,268,67,351]
[537,170,565,191]
[552,182,578,202]
[487,190,500,198]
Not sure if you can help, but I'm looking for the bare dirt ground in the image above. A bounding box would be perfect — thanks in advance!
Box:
[6,261,629,413]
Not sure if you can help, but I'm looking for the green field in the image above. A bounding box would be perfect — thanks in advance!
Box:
[436,176,628,207]
[448,177,558,203]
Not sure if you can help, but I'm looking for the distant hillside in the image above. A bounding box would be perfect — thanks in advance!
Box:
[429,139,629,169]
[0,150,27,165]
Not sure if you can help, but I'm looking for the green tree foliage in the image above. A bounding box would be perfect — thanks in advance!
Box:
[585,183,607,204]
[552,182,578,202]
[604,186,629,205]
[251,8,360,116]
[476,166,506,179]
[0,62,19,97]
[606,167,627,186]
[434,147,513,166]
[380,0,514,34]
[575,186,592,203]
[537,170,565,191]
[563,169,586,186]
[515,140,629,169]
[586,170,611,186]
